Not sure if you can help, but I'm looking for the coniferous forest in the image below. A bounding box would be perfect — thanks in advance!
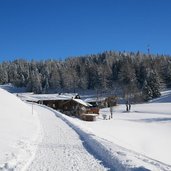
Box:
[0,51,171,101]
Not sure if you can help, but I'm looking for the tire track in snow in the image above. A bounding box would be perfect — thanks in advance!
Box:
[40,106,130,171]
[26,105,108,171]
[44,106,171,171]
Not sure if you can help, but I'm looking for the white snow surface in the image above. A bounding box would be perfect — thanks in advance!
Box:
[0,89,107,171]
[0,84,26,93]
[1,88,171,171]
[0,88,40,170]
[18,93,78,102]
[27,105,107,171]
[57,90,171,170]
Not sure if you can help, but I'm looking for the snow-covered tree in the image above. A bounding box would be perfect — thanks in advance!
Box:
[142,80,153,101]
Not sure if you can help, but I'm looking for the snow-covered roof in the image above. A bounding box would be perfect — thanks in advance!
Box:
[19,95,39,102]
[72,98,92,107]
[81,113,98,116]
[17,93,91,106]
[17,93,77,102]
[84,97,106,103]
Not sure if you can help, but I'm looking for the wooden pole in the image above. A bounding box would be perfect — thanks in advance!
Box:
[32,102,33,115]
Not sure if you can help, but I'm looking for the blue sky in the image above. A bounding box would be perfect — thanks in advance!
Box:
[0,0,171,61]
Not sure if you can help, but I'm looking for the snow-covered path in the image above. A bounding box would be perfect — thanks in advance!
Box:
[27,105,107,171]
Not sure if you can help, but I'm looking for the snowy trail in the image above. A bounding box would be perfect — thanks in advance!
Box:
[27,105,107,171]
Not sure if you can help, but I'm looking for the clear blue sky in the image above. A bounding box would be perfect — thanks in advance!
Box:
[0,0,171,61]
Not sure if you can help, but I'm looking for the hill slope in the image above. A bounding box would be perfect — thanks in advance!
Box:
[0,88,40,170]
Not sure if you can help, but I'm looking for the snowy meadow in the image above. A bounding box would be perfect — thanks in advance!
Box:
[0,87,171,171]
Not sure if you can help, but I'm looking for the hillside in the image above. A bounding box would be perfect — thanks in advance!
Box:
[0,88,40,170]
[0,52,171,102]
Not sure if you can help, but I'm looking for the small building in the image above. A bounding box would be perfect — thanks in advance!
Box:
[85,95,118,108]
[84,97,106,108]
[81,114,98,121]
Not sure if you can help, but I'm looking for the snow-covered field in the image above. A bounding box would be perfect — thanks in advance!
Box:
[0,87,171,170]
[51,90,171,170]
[82,104,171,165]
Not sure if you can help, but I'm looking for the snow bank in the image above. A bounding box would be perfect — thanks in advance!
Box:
[0,88,40,170]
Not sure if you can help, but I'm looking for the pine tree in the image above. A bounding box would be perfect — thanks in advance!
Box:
[147,70,161,98]
[142,80,153,101]
[118,60,137,99]
[27,70,42,93]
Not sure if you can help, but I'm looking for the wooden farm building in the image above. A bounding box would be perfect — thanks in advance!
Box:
[17,93,98,121]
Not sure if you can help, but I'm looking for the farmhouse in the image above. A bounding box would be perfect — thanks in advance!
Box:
[17,93,98,121]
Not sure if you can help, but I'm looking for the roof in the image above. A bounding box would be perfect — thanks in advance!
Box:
[72,98,92,107]
[17,93,92,107]
[81,113,98,116]
[17,93,77,102]
[84,97,106,103]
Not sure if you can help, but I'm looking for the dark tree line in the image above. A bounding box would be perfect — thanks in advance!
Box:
[0,51,171,101]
